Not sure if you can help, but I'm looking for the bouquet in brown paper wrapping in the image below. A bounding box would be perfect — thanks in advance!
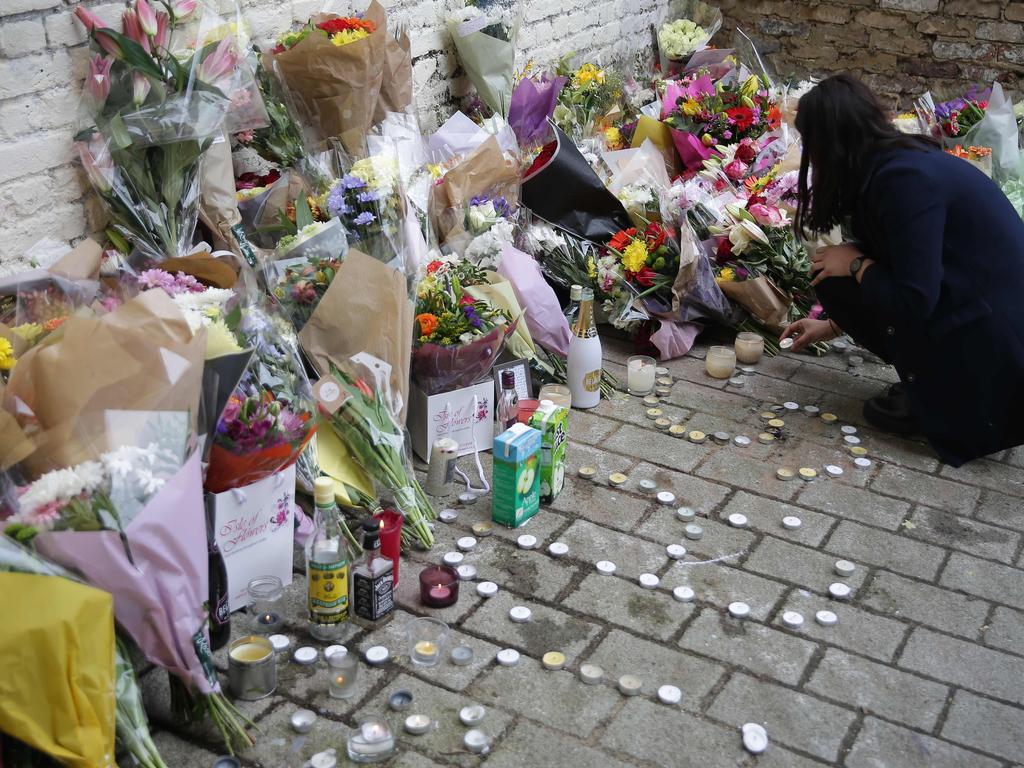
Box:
[296,249,414,423]
[374,24,413,122]
[267,2,391,156]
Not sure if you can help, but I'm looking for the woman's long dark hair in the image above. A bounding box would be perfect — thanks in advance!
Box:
[794,73,938,234]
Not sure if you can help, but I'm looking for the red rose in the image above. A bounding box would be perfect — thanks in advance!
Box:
[735,142,757,163]
[426,259,444,274]
[525,141,557,177]
[715,238,734,264]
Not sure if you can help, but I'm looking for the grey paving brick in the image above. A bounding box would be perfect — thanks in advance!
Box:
[906,506,1020,564]
[483,721,638,768]
[719,491,835,547]
[862,570,988,639]
[871,464,981,515]
[899,627,1024,705]
[670,378,756,418]
[629,461,732,512]
[558,518,670,580]
[563,572,693,641]
[468,539,579,602]
[941,689,1024,763]
[678,608,817,685]
[974,488,1024,533]
[235,701,354,768]
[391,751,447,768]
[775,438,873,489]
[471,656,620,737]
[696,446,802,502]
[806,648,949,731]
[940,456,1024,498]
[639,510,757,565]
[941,550,1024,610]
[665,562,783,621]
[460,590,602,663]
[150,731,220,765]
[789,357,888,403]
[866,435,942,473]
[982,606,1024,655]
[734,373,827,414]
[585,628,726,710]
[601,423,709,472]
[826,520,946,581]
[552,448,646,532]
[566,409,621,445]
[593,393,693,431]
[744,535,868,595]
[774,590,909,662]
[601,697,824,768]
[708,672,856,762]
[847,717,1002,768]
[796,478,912,531]
[363,673,514,763]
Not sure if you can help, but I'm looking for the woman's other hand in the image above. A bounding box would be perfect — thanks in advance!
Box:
[780,318,839,352]
[810,244,864,286]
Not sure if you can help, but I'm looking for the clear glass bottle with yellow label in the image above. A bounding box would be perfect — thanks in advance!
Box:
[306,477,354,641]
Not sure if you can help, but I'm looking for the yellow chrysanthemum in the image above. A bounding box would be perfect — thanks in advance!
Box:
[681,98,702,117]
[575,63,605,87]
[621,240,649,273]
[0,337,15,371]
[604,127,622,149]
[586,257,598,280]
[330,28,370,46]
[205,319,243,359]
[719,267,736,282]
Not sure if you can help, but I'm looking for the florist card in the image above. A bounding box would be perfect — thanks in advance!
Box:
[212,465,295,611]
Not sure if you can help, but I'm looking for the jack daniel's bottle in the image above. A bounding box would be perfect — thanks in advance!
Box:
[352,518,394,627]
[567,288,602,409]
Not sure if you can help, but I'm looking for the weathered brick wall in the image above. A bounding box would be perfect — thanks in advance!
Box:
[717,0,1023,108]
[0,0,1020,259]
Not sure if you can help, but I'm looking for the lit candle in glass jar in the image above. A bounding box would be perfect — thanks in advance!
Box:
[627,356,657,395]
[408,617,448,667]
[326,647,359,699]
[705,346,737,379]
[734,332,765,364]
[412,640,439,665]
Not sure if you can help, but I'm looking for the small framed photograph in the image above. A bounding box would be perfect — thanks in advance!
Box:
[492,358,532,401]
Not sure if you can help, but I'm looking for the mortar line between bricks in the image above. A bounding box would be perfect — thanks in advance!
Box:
[932,685,960,738]
[835,712,865,768]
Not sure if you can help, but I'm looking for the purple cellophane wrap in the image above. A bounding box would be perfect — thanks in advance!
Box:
[36,452,215,694]
[497,243,571,356]
[508,74,567,147]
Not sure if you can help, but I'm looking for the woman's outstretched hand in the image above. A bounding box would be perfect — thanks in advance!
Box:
[780,318,839,353]
[810,244,864,286]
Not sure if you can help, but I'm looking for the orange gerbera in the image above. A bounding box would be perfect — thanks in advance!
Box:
[416,313,439,337]
[609,227,637,252]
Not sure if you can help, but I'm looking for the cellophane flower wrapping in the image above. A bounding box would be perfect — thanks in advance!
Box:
[74,1,267,263]
[655,0,722,78]
[446,0,522,116]
[205,302,317,493]
[508,71,567,147]
[411,258,513,393]
[319,353,435,549]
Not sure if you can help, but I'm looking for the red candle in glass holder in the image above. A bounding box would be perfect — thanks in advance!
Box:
[418,564,459,608]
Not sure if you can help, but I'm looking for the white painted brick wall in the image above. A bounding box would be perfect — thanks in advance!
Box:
[0,0,668,260]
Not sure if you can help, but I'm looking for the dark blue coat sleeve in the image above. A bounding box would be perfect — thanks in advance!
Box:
[859,162,946,327]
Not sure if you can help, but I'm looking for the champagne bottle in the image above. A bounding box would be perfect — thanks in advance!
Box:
[567,288,602,409]
[306,477,353,641]
[205,502,231,651]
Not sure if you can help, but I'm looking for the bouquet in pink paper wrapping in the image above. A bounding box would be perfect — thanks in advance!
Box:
[0,290,253,752]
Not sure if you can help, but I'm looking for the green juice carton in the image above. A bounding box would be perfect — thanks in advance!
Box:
[529,401,568,504]
[492,423,542,528]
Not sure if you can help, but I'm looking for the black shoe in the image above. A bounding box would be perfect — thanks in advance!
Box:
[864,383,917,436]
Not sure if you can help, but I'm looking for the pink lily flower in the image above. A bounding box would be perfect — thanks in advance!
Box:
[197,37,237,87]
[135,0,158,36]
[132,72,151,105]
[73,6,107,32]
[153,11,169,48]
[122,10,150,53]
[170,0,197,21]
[77,134,115,194]
[94,28,122,58]
[86,54,113,109]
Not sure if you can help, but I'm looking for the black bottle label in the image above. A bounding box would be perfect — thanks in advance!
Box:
[353,570,394,621]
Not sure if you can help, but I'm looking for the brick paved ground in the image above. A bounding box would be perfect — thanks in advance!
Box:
[145,335,1024,767]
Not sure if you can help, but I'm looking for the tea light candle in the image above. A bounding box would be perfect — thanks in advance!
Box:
[705,346,736,379]
[442,551,464,567]
[456,564,477,581]
[404,714,431,735]
[496,648,520,666]
[579,663,604,684]
[450,645,474,666]
[627,355,657,395]
[734,332,765,364]
[463,729,491,754]
[477,581,499,598]
[419,564,459,608]
[596,560,617,575]
[459,705,487,726]
[438,508,458,523]
[643,395,661,406]
[412,640,440,664]
[346,720,395,761]
[542,651,566,670]
[457,536,477,552]
[290,709,317,733]
[517,534,538,549]
[509,606,532,623]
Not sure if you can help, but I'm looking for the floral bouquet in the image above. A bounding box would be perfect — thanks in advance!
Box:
[946,144,994,177]
[663,72,781,170]
[267,2,397,154]
[0,290,253,752]
[203,299,317,494]
[412,259,513,393]
[552,56,624,141]
[934,86,990,139]
[655,0,722,77]
[508,68,567,148]
[319,355,435,549]
[272,254,343,328]
[446,0,521,115]
[457,193,517,269]
[0,537,167,768]
[73,0,264,262]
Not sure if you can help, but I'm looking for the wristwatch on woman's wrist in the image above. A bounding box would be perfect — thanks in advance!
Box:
[849,257,863,277]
